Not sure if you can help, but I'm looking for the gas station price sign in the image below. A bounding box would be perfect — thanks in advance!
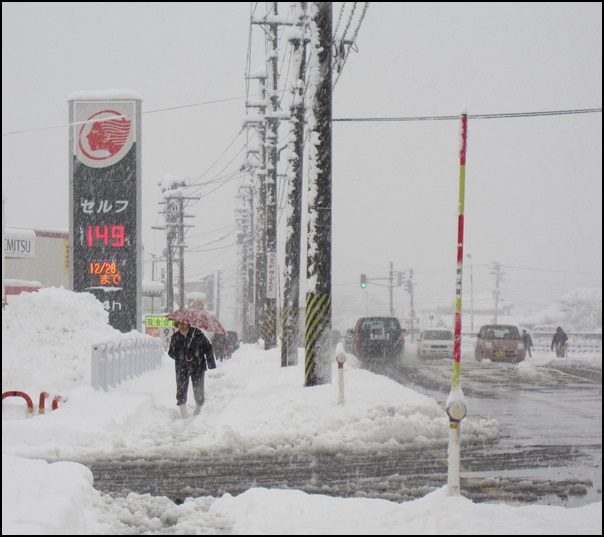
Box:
[69,97,142,333]
[88,258,124,286]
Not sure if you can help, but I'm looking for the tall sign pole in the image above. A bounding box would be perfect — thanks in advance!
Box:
[69,92,142,333]
[446,111,468,495]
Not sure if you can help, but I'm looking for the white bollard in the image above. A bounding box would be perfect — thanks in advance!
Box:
[445,398,467,496]
[336,345,347,405]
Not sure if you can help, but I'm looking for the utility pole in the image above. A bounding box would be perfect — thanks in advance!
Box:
[149,253,164,314]
[407,269,415,342]
[491,261,503,323]
[159,182,181,312]
[177,195,186,309]
[155,176,197,311]
[409,269,415,342]
[235,203,245,332]
[250,2,286,350]
[389,261,395,316]
[264,2,280,350]
[236,182,255,342]
[216,270,222,320]
[305,2,332,386]
[282,1,308,367]
[243,75,267,342]
[251,4,296,351]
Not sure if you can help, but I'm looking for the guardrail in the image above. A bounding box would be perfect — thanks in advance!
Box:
[92,337,164,391]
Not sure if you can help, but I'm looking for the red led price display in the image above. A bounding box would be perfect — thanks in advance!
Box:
[87,225,125,247]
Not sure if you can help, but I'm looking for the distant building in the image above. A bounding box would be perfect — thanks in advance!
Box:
[4,227,70,296]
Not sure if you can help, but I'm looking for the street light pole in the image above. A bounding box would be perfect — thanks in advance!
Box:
[467,253,474,333]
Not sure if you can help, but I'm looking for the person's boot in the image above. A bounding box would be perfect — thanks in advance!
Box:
[179,404,188,418]
[193,405,202,416]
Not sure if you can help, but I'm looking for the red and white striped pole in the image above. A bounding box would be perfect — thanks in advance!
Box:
[446,111,469,495]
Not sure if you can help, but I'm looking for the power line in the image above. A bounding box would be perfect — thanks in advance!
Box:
[1,95,254,137]
[333,2,370,88]
[502,263,601,276]
[333,108,602,122]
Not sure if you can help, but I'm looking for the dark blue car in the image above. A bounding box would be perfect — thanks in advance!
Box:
[352,316,405,361]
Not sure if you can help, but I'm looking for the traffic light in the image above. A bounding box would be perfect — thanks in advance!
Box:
[360,274,367,288]
[397,271,405,286]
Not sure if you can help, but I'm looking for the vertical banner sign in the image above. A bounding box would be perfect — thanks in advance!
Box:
[69,95,142,333]
[266,252,277,299]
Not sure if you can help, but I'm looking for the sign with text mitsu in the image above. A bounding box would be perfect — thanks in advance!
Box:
[69,93,142,332]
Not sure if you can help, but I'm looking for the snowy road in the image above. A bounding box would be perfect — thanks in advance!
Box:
[365,354,603,507]
[84,357,601,508]
[87,442,596,506]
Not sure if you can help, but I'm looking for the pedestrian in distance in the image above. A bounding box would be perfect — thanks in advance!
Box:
[168,321,216,418]
[521,329,534,358]
[551,326,569,358]
[211,332,227,362]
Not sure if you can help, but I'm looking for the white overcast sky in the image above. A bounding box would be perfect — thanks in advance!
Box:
[2,2,602,330]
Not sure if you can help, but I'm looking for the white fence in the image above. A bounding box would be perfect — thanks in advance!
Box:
[532,332,602,355]
[92,337,164,391]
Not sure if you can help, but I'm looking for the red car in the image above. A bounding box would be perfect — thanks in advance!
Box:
[475,324,525,363]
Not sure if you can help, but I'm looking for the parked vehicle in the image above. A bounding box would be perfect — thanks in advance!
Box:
[416,328,454,359]
[475,324,525,363]
[352,316,404,360]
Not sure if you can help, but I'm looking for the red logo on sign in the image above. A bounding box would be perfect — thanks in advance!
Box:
[78,110,132,161]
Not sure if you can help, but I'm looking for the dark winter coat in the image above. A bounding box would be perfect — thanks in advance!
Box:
[212,333,227,359]
[522,333,533,348]
[168,327,216,371]
[551,328,568,349]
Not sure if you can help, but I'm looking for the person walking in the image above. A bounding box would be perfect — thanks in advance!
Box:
[521,329,534,358]
[168,321,216,418]
[551,326,569,358]
[211,332,227,362]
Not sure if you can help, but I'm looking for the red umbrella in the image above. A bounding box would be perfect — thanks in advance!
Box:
[166,308,228,336]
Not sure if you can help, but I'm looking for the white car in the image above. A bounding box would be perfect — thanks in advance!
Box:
[416,329,454,359]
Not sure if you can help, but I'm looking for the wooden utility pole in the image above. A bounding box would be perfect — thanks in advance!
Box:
[244,74,268,342]
[305,2,332,386]
[282,2,308,367]
[263,2,281,350]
